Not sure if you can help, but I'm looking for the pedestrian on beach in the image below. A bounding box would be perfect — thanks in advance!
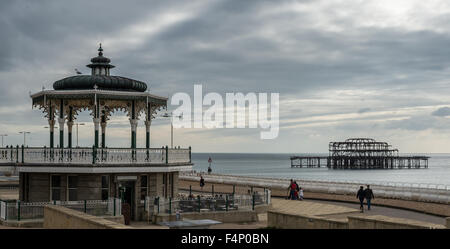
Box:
[298,187,304,200]
[287,179,293,199]
[208,157,212,174]
[364,185,375,210]
[200,175,205,190]
[356,186,365,212]
[294,181,300,200]
[289,180,297,200]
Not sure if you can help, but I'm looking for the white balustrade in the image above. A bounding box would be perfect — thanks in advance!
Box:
[0,147,190,166]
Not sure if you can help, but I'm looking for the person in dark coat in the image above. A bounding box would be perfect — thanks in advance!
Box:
[364,185,375,210]
[356,186,365,212]
[287,179,293,199]
[200,175,205,190]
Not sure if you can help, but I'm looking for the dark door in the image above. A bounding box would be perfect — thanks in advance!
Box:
[119,181,135,220]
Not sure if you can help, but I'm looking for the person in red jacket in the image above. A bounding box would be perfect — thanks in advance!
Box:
[290,180,297,200]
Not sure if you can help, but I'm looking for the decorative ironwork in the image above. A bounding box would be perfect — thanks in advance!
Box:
[290,138,429,169]
[0,147,191,165]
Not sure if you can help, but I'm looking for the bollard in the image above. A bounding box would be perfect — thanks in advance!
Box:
[252,192,255,211]
[169,197,172,215]
[225,195,228,212]
[157,197,160,214]
[233,185,235,195]
[198,195,201,213]
[176,210,181,221]
[113,198,116,216]
[17,200,20,221]
[189,185,192,196]
[212,185,214,196]
[84,200,87,213]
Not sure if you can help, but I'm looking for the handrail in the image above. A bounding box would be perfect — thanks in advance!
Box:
[0,146,191,165]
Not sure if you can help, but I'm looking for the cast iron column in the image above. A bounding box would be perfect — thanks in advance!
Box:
[145,120,151,149]
[101,121,107,148]
[93,118,100,148]
[58,99,64,148]
[67,121,73,148]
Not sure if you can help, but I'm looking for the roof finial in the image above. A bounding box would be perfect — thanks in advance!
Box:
[98,43,103,56]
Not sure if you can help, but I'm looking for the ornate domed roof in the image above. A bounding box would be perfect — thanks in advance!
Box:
[52,44,147,92]
[53,75,147,92]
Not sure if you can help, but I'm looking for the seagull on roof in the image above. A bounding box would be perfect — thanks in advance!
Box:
[75,68,82,74]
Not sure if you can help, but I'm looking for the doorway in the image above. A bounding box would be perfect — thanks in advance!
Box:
[119,181,135,220]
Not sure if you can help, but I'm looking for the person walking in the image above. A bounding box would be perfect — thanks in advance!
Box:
[288,179,297,200]
[356,186,365,213]
[200,175,205,191]
[287,179,293,199]
[294,181,300,200]
[207,157,212,174]
[298,187,304,200]
[364,185,375,210]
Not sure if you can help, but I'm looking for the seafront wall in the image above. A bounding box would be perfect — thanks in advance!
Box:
[267,210,349,229]
[346,215,445,229]
[43,205,128,229]
[180,173,450,205]
[267,211,445,229]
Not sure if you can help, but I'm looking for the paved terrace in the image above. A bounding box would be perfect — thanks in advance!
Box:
[267,199,446,229]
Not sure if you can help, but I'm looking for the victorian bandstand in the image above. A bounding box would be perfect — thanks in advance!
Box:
[0,45,192,221]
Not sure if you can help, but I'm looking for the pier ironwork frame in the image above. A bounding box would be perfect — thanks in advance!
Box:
[290,138,429,169]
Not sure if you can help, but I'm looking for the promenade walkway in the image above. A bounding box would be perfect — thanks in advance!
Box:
[271,198,446,226]
[179,177,450,217]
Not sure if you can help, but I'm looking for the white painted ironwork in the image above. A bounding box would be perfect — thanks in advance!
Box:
[0,201,6,219]
[0,147,190,166]
[168,149,190,164]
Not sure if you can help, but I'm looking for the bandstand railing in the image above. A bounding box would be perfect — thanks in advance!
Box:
[0,146,191,165]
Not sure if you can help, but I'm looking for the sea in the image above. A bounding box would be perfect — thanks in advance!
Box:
[191,153,450,187]
[1,152,449,187]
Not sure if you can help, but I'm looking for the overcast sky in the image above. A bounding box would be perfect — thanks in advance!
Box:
[2,0,450,153]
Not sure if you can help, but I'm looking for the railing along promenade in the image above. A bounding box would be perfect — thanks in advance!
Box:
[180,172,450,205]
[0,146,192,165]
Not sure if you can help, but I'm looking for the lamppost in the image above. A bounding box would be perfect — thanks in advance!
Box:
[162,112,182,149]
[76,123,85,148]
[19,131,31,146]
[0,134,7,147]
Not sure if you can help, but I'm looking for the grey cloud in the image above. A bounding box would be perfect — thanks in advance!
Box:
[2,0,450,152]
[357,108,371,114]
[384,115,450,131]
[431,107,450,117]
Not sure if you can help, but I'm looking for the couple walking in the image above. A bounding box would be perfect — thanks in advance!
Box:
[356,185,375,212]
[288,179,304,200]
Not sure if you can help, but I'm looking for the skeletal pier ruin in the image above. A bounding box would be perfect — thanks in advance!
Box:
[291,138,429,169]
